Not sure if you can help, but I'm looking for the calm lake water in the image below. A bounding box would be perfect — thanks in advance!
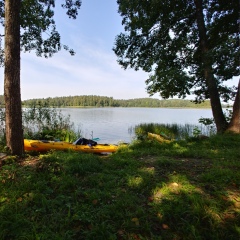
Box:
[59,108,213,144]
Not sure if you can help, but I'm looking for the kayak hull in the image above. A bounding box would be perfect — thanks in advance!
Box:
[24,139,118,153]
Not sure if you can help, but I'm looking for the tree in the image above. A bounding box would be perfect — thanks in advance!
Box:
[113,0,239,133]
[4,0,23,155]
[1,0,81,155]
[227,81,240,133]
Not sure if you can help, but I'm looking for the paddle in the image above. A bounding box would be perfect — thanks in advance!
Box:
[92,138,100,141]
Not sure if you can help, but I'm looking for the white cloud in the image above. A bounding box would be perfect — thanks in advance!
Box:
[17,40,150,100]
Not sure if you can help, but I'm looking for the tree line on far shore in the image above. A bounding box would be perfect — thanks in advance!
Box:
[18,95,217,108]
[0,94,230,108]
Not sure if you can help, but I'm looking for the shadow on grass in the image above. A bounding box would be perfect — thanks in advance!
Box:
[0,134,239,239]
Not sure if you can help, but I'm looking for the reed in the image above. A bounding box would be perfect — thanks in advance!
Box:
[134,122,216,140]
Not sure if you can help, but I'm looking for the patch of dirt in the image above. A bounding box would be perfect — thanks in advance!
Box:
[0,153,41,169]
[173,157,213,176]
[19,157,40,168]
[140,155,213,177]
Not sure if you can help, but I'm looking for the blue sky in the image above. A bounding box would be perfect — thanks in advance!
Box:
[0,0,238,101]
[0,0,150,100]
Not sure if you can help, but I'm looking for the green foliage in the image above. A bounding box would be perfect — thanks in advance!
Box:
[199,117,216,136]
[22,102,79,142]
[192,126,201,138]
[199,117,215,126]
[199,108,233,128]
[0,134,239,239]
[0,0,82,64]
[114,0,238,103]
[21,94,216,108]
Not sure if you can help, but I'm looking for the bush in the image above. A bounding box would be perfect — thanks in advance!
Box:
[22,102,79,142]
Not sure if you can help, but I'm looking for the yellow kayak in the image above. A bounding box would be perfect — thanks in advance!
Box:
[24,139,118,153]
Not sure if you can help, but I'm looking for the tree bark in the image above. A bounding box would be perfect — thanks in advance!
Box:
[194,0,228,133]
[227,80,240,133]
[4,0,24,156]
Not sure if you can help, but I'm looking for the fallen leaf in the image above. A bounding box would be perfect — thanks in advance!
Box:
[170,182,179,187]
[162,223,169,229]
[148,197,154,202]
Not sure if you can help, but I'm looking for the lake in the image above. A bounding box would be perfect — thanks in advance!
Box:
[59,107,213,144]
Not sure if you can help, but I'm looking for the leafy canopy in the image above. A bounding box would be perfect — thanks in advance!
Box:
[113,0,239,102]
[0,0,81,66]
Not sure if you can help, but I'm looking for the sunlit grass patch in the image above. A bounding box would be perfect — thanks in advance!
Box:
[151,174,197,202]
[127,175,144,188]
[172,142,188,154]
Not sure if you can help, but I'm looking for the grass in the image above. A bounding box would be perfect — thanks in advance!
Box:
[0,133,239,239]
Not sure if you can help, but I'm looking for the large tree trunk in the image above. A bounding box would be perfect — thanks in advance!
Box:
[194,0,228,133]
[227,80,240,133]
[4,0,24,156]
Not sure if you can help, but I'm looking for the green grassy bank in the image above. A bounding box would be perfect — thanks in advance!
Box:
[0,133,239,239]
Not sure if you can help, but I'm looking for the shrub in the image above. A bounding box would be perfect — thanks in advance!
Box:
[22,102,79,142]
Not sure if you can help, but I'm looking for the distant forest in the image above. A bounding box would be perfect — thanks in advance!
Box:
[0,94,226,108]
[0,94,215,108]
[19,95,215,108]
